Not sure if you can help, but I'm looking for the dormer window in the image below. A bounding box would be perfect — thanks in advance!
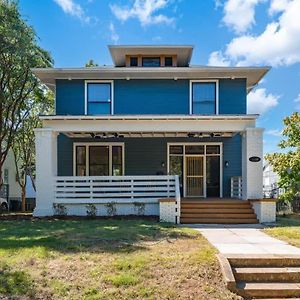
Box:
[142,57,161,67]
[130,57,138,67]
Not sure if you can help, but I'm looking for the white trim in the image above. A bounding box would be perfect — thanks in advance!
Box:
[167,142,223,198]
[189,80,219,115]
[84,80,114,115]
[73,142,124,176]
[41,114,258,121]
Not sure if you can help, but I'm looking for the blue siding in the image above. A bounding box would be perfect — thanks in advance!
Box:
[57,134,74,175]
[219,79,246,114]
[222,134,242,197]
[55,78,246,115]
[56,80,85,115]
[114,79,190,114]
[57,135,242,197]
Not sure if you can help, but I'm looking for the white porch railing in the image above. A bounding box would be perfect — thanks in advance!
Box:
[54,175,179,204]
[230,176,242,199]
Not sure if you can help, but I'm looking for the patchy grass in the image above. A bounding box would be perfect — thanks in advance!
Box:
[0,219,240,299]
[264,214,300,248]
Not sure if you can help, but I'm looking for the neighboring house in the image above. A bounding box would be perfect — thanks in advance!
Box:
[32,45,275,223]
[263,161,283,198]
[1,149,22,205]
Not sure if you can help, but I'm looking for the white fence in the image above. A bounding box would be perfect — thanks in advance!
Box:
[230,176,242,199]
[54,175,179,204]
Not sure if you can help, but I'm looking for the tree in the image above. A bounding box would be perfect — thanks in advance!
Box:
[13,89,54,211]
[265,112,300,203]
[0,0,53,186]
[85,59,98,67]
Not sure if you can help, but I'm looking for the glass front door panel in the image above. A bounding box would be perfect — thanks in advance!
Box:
[185,156,204,197]
[206,156,220,197]
[76,146,86,176]
[112,146,123,176]
[169,155,183,194]
[89,146,109,176]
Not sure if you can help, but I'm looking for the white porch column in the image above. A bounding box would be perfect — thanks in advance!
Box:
[33,128,58,216]
[242,128,264,200]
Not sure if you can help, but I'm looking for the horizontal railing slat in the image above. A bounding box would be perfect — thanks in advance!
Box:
[54,175,176,204]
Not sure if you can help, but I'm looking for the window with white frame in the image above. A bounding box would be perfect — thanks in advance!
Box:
[86,82,112,115]
[74,144,124,176]
[191,81,217,114]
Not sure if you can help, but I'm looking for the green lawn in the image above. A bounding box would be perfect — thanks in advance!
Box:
[264,214,300,248]
[0,218,239,300]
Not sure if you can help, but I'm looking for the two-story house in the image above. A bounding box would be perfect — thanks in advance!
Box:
[32,45,276,224]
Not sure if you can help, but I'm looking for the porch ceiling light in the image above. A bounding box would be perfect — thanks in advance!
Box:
[187,133,195,138]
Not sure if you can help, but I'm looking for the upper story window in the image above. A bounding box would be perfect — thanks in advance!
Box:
[142,57,161,67]
[130,57,138,67]
[191,81,218,115]
[165,57,173,67]
[86,81,113,115]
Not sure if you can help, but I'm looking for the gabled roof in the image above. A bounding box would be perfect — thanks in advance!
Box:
[108,45,194,67]
[32,65,270,93]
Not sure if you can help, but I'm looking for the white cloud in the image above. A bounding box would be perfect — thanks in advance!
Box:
[109,22,119,44]
[208,51,231,66]
[53,0,89,22]
[266,129,282,136]
[269,0,292,14]
[212,0,300,67]
[247,88,279,114]
[222,0,264,33]
[110,0,174,26]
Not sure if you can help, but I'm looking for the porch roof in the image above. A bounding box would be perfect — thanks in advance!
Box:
[40,114,258,134]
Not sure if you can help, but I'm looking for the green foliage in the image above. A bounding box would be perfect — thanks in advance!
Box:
[85,59,98,67]
[133,202,145,215]
[86,204,97,217]
[105,202,117,216]
[265,112,300,203]
[0,0,53,185]
[0,267,33,295]
[53,203,67,216]
[104,273,139,287]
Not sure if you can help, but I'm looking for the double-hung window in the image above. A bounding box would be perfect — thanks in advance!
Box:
[86,81,112,115]
[191,81,218,114]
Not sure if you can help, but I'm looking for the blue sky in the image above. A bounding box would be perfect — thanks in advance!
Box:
[19,0,300,154]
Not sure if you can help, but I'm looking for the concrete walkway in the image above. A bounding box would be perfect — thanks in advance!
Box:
[190,224,300,255]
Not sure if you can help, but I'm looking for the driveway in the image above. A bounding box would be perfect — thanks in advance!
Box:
[189,224,300,255]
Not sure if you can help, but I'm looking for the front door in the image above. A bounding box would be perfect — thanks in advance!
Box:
[185,156,204,197]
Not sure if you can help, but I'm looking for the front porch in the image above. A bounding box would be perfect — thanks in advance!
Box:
[34,115,274,222]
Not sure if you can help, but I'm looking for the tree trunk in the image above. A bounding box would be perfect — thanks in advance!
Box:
[21,185,26,212]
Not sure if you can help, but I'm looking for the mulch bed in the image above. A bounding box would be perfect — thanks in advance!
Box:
[0,213,159,222]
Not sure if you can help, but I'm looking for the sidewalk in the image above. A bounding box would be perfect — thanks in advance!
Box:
[191,225,300,255]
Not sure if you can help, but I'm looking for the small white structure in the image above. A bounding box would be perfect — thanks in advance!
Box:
[1,150,21,202]
[263,161,283,198]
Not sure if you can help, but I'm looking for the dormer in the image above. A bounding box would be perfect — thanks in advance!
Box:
[108,45,193,67]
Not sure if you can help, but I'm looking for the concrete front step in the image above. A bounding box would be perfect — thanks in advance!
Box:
[181,204,252,209]
[180,218,258,224]
[234,267,300,282]
[181,213,257,219]
[236,282,300,298]
[181,208,255,213]
[228,257,300,268]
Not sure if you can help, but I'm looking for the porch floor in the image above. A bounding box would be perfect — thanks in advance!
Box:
[180,198,259,224]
